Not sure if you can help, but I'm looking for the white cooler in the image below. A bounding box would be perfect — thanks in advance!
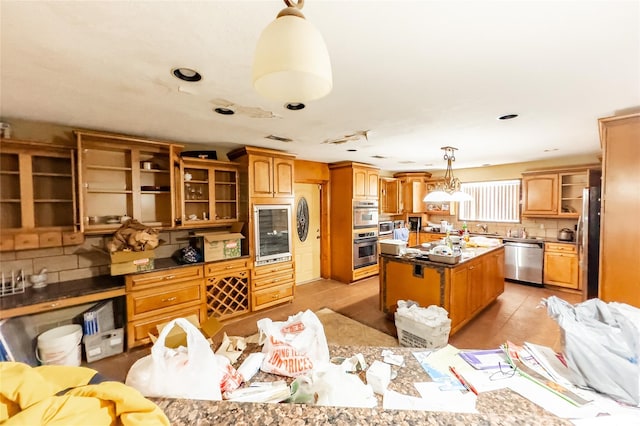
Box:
[379,239,407,255]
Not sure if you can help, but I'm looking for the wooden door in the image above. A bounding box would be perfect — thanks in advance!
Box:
[599,113,640,307]
[353,167,367,199]
[273,157,294,197]
[522,174,558,216]
[294,183,321,284]
[249,154,273,197]
[366,169,379,198]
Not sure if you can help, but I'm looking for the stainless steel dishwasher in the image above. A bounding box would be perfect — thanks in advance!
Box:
[503,238,544,285]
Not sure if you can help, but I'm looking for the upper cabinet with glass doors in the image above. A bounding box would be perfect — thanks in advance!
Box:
[75,130,182,233]
[176,157,239,227]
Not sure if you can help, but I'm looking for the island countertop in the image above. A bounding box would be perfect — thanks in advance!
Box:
[151,345,570,425]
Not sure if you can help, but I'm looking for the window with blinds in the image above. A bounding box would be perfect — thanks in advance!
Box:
[458,179,521,223]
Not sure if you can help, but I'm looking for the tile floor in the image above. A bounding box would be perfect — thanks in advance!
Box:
[88,277,583,382]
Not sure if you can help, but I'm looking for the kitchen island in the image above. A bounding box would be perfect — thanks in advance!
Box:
[151,344,569,425]
[380,245,505,335]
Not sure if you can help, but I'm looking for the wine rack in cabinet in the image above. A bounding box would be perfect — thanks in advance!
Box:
[75,130,182,233]
[204,258,250,320]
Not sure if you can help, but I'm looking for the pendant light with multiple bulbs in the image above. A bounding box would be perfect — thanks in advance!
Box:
[252,0,332,103]
[423,146,472,202]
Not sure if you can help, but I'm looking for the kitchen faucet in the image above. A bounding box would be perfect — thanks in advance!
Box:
[477,224,488,233]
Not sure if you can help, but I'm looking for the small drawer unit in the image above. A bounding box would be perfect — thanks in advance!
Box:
[125,264,206,348]
[205,258,251,321]
[251,260,295,311]
[543,242,579,289]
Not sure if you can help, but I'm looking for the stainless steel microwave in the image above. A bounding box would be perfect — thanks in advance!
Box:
[353,201,378,228]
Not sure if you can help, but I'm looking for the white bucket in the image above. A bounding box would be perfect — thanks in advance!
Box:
[36,324,83,366]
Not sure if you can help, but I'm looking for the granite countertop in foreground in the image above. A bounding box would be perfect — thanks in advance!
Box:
[152,345,570,425]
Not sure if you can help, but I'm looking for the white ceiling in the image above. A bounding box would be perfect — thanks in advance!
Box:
[1,1,639,171]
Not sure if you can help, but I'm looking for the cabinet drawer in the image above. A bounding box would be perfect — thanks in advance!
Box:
[0,236,15,252]
[129,281,203,318]
[63,231,85,246]
[253,261,294,278]
[126,265,203,291]
[14,233,39,250]
[252,283,294,311]
[128,304,204,349]
[39,231,62,248]
[545,242,577,253]
[353,264,378,281]
[205,258,250,276]
[252,270,294,290]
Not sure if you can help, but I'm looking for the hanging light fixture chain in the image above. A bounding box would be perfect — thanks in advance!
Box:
[284,0,304,9]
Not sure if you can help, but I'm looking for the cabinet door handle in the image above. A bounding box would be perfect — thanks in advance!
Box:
[272,278,279,283]
[271,293,281,299]
[225,266,233,269]
[163,275,176,280]
[161,296,177,303]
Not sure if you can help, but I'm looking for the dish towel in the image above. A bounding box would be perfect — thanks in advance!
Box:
[392,228,409,242]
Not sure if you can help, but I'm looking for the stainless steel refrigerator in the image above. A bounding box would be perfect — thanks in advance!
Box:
[577,186,601,299]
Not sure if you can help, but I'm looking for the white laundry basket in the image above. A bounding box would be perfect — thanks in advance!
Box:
[36,324,83,366]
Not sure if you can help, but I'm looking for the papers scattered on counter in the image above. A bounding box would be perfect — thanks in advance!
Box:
[383,385,477,413]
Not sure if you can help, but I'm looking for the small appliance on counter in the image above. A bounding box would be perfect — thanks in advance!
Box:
[378,221,393,236]
[557,228,575,242]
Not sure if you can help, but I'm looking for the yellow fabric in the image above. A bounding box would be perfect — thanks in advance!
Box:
[0,362,169,426]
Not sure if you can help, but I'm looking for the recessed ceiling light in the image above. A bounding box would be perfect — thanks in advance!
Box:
[399,160,416,164]
[544,148,559,152]
[214,107,235,115]
[482,163,492,167]
[172,68,202,82]
[371,155,387,159]
[498,114,518,120]
[347,149,357,152]
[285,103,306,111]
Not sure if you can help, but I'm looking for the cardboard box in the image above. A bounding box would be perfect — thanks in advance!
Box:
[149,314,224,349]
[197,232,244,262]
[110,257,155,276]
[109,248,155,275]
[109,248,155,264]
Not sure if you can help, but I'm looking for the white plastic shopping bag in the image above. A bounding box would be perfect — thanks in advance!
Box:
[125,317,223,400]
[257,309,330,377]
[543,296,640,406]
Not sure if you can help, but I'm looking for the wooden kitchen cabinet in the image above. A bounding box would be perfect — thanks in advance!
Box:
[329,161,380,283]
[543,242,578,289]
[0,139,83,251]
[353,165,379,200]
[598,113,640,307]
[177,157,239,226]
[522,166,600,218]
[227,146,295,199]
[205,258,250,320]
[393,172,432,214]
[125,264,206,348]
[251,260,295,311]
[379,246,505,336]
[419,232,444,244]
[76,130,182,233]
[379,177,400,214]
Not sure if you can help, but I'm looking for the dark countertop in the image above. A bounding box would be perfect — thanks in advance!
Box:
[151,345,570,425]
[418,231,575,245]
[0,274,125,314]
[380,245,504,269]
[0,256,250,317]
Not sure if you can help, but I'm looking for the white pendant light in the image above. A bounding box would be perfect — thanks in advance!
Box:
[423,146,472,202]
[253,0,332,102]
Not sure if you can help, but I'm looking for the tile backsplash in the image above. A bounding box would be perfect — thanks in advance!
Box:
[0,230,193,286]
